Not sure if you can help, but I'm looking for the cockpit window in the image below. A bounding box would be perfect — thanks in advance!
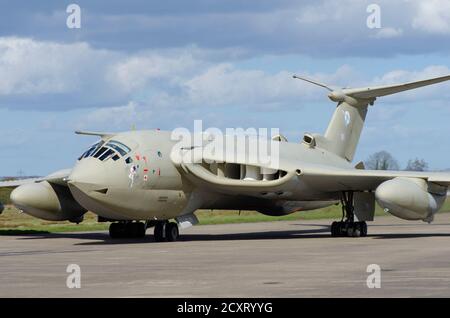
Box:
[78,141,103,160]
[105,140,131,156]
[78,139,131,162]
[99,149,114,161]
[93,147,108,158]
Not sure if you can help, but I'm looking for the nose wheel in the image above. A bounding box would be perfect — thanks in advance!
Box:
[154,221,179,242]
[331,191,368,237]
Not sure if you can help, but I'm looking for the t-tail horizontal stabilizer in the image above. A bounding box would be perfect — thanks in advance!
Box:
[293,73,450,162]
[293,74,450,105]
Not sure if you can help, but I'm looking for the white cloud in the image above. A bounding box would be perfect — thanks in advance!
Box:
[2,1,450,60]
[412,0,450,34]
[0,37,118,96]
[76,61,450,131]
[295,0,362,24]
[184,64,359,108]
[373,27,403,39]
[1,36,449,120]
[109,52,203,94]
[0,37,219,110]
[78,102,141,129]
[373,65,450,84]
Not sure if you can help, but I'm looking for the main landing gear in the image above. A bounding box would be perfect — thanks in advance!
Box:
[109,221,146,239]
[331,191,368,238]
[108,220,180,241]
[153,221,179,242]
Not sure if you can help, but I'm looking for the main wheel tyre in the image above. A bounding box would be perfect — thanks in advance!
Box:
[331,221,338,237]
[109,222,127,238]
[360,221,368,237]
[127,223,138,238]
[109,223,119,238]
[126,222,146,238]
[154,222,166,242]
[165,222,179,242]
[352,223,361,237]
[135,222,146,238]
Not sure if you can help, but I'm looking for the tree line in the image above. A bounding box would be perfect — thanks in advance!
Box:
[364,151,428,171]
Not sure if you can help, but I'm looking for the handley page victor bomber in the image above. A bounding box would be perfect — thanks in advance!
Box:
[1,74,450,241]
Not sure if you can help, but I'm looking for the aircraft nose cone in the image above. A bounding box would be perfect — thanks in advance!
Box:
[67,158,116,209]
[68,158,110,190]
[67,158,128,220]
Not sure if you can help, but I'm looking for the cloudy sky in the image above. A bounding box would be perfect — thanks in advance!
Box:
[1,0,450,175]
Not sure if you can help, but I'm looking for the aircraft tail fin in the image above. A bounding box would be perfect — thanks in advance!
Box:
[293,74,450,161]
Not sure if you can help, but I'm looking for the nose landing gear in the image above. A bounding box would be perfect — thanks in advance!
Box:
[154,221,179,242]
[331,191,368,238]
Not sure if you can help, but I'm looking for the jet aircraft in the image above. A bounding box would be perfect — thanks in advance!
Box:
[1,74,450,241]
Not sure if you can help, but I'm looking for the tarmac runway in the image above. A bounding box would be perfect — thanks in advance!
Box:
[1,214,450,297]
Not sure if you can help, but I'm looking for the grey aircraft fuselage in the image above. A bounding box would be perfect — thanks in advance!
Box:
[68,130,343,221]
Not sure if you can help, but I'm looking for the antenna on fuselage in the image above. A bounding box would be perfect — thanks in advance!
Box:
[292,75,334,92]
[75,130,115,141]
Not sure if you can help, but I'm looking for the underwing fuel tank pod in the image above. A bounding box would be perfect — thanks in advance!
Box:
[375,177,446,222]
[8,170,86,222]
[2,73,450,241]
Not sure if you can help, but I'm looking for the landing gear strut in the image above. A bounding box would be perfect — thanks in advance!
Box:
[154,221,179,242]
[331,191,367,237]
[109,221,146,239]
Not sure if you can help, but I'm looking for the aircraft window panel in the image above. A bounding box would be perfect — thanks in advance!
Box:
[78,140,129,161]
[84,146,97,158]
[106,140,131,156]
[112,140,131,152]
[78,151,88,161]
[87,141,105,157]
[107,143,127,156]
[78,141,104,160]
[99,149,114,161]
[93,147,108,158]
